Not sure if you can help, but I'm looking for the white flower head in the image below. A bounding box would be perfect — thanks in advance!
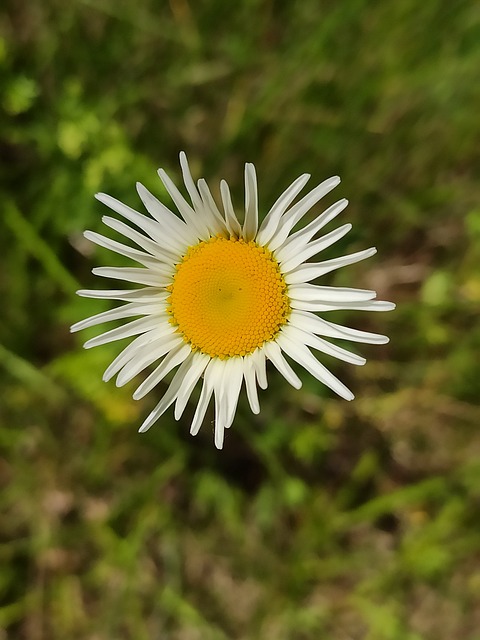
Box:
[72,153,394,448]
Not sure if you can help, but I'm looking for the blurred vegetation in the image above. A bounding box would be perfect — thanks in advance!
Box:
[1,0,480,638]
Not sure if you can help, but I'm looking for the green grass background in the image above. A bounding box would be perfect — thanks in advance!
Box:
[1,0,480,638]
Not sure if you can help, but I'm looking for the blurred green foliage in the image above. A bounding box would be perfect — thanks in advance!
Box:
[1,0,480,638]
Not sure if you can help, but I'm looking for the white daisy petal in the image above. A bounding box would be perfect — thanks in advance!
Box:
[71,301,164,332]
[251,348,268,390]
[138,354,195,432]
[101,215,179,260]
[223,358,244,428]
[174,352,210,420]
[133,343,192,400]
[243,357,260,414]
[83,230,159,268]
[83,316,162,349]
[177,156,223,237]
[214,389,226,449]
[279,199,349,256]
[363,301,396,312]
[267,176,341,251]
[243,163,258,241]
[135,182,185,231]
[179,152,205,212]
[289,310,389,344]
[197,178,229,234]
[277,224,352,271]
[288,284,376,303]
[220,179,242,237]
[281,324,366,366]
[263,341,302,389]
[95,193,177,250]
[285,248,377,284]
[76,287,167,302]
[135,182,196,250]
[190,376,214,436]
[74,155,394,447]
[103,330,169,382]
[257,173,311,246]
[198,358,229,448]
[289,298,395,312]
[158,163,210,240]
[277,332,354,401]
[92,266,172,288]
[116,334,184,387]
[190,358,224,436]
[215,419,225,449]
[291,300,396,312]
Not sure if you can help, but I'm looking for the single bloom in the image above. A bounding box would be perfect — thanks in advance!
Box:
[72,153,394,448]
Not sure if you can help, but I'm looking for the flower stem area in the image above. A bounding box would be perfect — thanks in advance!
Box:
[1,1,480,639]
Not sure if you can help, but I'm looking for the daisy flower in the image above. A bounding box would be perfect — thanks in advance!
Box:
[72,153,394,448]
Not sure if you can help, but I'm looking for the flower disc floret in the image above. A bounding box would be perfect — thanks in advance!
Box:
[167,236,290,358]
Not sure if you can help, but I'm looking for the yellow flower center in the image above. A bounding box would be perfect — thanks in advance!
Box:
[167,237,290,358]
